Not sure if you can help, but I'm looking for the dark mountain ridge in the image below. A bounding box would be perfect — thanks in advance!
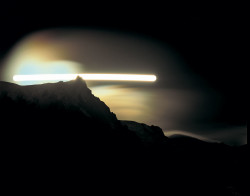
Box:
[0,79,247,195]
[0,77,119,128]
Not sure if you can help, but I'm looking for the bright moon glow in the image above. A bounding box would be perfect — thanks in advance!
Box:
[13,74,157,82]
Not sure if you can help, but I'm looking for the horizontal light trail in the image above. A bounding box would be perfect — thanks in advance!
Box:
[13,74,157,82]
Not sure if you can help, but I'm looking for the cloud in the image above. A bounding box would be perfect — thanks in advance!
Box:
[164,126,247,146]
[163,130,219,143]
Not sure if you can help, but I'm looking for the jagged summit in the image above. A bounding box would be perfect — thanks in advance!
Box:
[71,75,88,88]
[75,75,85,82]
[0,79,118,128]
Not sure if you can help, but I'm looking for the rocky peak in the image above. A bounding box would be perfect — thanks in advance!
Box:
[0,80,119,129]
[74,76,88,87]
[65,76,89,94]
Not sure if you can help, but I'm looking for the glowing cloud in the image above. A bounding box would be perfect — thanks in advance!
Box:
[13,74,157,82]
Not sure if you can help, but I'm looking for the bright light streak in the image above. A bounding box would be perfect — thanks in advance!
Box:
[13,74,157,82]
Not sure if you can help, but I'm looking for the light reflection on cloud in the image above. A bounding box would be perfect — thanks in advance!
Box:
[91,85,152,123]
[163,130,219,143]
[1,29,180,84]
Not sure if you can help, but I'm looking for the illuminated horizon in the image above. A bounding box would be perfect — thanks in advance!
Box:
[13,73,157,82]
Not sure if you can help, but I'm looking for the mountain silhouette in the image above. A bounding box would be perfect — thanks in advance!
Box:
[0,79,247,196]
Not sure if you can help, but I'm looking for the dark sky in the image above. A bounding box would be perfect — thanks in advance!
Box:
[0,2,246,145]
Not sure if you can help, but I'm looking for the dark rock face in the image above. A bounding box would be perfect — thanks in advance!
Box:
[0,77,119,128]
[0,80,247,196]
[121,120,167,144]
[0,79,141,161]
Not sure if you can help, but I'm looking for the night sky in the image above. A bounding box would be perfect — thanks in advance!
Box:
[0,2,246,145]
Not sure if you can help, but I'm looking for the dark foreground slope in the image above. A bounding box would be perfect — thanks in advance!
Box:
[0,79,247,195]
